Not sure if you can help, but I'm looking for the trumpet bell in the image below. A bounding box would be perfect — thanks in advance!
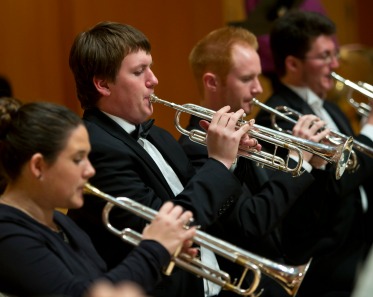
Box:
[335,136,354,178]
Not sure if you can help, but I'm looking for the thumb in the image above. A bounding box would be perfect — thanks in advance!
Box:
[199,120,210,132]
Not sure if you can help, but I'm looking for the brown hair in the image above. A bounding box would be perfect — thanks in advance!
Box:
[0,99,83,185]
[69,21,151,109]
[189,26,258,95]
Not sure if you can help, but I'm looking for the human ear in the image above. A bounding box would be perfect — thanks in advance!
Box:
[93,76,111,96]
[285,56,302,73]
[203,73,218,91]
[29,153,45,180]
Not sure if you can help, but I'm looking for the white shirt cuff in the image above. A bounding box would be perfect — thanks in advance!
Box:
[361,124,373,142]
[289,155,313,173]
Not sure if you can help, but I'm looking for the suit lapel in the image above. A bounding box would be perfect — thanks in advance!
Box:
[278,85,315,115]
[277,84,353,135]
[147,129,191,186]
[83,109,176,197]
[323,102,355,136]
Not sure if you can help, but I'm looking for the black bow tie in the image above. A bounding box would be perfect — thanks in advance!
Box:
[131,119,155,140]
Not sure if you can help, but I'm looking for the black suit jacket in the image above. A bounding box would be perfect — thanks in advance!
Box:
[255,83,373,297]
[68,108,244,297]
[179,115,315,297]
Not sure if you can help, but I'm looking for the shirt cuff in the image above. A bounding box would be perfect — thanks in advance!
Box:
[361,124,373,142]
[289,155,313,173]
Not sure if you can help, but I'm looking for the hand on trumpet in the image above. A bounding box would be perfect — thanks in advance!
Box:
[199,106,261,169]
[291,114,331,168]
[85,280,146,297]
[142,201,198,258]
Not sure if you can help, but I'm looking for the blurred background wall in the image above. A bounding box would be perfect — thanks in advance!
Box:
[0,0,372,137]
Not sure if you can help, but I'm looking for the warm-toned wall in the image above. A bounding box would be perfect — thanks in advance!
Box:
[0,0,226,136]
[0,0,372,137]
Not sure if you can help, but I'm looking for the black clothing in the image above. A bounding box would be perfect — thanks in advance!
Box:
[0,204,170,297]
[255,82,373,297]
[68,108,243,297]
[179,115,315,297]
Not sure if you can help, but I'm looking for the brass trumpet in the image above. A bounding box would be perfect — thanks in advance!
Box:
[83,183,311,297]
[251,99,371,171]
[150,94,352,179]
[331,72,373,117]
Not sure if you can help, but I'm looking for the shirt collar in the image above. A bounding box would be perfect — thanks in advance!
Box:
[102,111,136,134]
[286,84,324,109]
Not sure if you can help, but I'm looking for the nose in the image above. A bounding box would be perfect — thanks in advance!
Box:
[146,69,159,88]
[85,160,96,179]
[330,53,340,69]
[252,78,263,96]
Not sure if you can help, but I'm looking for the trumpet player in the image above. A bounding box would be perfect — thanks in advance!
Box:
[0,98,197,297]
[180,26,330,297]
[67,21,261,297]
[255,11,373,297]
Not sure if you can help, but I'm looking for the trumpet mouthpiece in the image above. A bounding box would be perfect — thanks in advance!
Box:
[149,94,158,103]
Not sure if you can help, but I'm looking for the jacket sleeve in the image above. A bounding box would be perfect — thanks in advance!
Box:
[223,159,315,237]
[0,221,170,297]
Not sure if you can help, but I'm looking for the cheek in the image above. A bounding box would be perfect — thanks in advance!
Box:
[62,186,84,209]
[304,67,322,85]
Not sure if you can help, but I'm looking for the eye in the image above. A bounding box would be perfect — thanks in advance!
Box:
[320,52,330,59]
[241,75,255,83]
[73,157,83,164]
[73,152,86,164]
[134,66,146,76]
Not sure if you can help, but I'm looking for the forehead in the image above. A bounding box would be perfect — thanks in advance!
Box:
[230,44,261,71]
[308,35,337,53]
[121,50,152,68]
[60,125,90,155]
[231,43,257,58]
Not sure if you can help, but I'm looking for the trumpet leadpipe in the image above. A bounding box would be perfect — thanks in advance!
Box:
[332,72,373,118]
[331,72,373,99]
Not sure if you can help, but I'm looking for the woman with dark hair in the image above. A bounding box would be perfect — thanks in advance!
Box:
[0,98,197,297]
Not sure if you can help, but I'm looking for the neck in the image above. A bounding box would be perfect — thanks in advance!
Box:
[281,75,299,87]
[1,184,56,231]
[281,77,326,99]
[201,93,220,111]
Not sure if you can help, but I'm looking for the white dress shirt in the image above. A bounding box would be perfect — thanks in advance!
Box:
[351,246,373,297]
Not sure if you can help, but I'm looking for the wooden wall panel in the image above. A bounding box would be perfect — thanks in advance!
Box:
[0,0,371,137]
[0,0,225,135]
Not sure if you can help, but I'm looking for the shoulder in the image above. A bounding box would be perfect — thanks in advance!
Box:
[0,205,45,240]
[148,125,183,151]
[266,85,300,107]
[149,125,174,139]
[54,211,96,243]
[323,99,344,112]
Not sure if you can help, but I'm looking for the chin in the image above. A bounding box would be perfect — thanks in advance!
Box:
[143,108,153,120]
[324,77,334,89]
[242,105,252,116]
[69,196,85,209]
[148,106,154,116]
